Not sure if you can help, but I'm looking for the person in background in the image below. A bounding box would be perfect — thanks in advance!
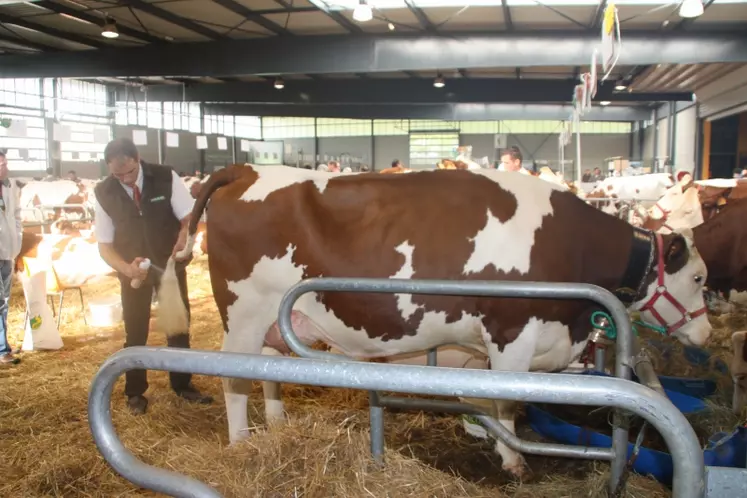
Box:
[380,159,407,174]
[327,161,341,173]
[0,150,22,365]
[582,169,592,182]
[499,146,531,175]
[67,170,79,183]
[43,167,55,181]
[93,138,213,414]
[591,167,605,182]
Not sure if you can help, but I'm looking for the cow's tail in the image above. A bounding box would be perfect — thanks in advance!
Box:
[158,164,245,339]
[174,164,245,261]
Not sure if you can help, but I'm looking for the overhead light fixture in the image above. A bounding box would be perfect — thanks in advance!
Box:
[599,101,611,106]
[274,77,284,90]
[679,0,704,18]
[101,19,119,39]
[614,81,627,91]
[388,22,395,31]
[433,75,445,88]
[353,0,373,23]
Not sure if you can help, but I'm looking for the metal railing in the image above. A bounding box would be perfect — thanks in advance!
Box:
[274,278,697,495]
[89,347,705,498]
[87,278,706,498]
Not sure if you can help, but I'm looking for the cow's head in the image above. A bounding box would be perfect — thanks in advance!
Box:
[647,184,704,233]
[633,229,711,347]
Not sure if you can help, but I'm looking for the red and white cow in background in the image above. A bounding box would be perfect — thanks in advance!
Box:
[159,163,711,478]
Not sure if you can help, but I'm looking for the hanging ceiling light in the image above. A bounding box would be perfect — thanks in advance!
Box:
[679,0,704,18]
[388,22,395,31]
[614,80,627,91]
[433,74,445,88]
[101,19,119,39]
[353,0,373,23]
[274,77,284,90]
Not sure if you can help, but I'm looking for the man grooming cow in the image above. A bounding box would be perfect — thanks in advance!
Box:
[93,138,212,414]
[160,164,711,478]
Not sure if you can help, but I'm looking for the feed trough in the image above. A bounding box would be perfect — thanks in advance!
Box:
[527,370,747,486]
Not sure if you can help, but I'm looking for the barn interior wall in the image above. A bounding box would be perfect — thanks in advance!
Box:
[43,127,630,178]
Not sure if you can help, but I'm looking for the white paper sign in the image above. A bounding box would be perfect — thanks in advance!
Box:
[196,135,208,150]
[7,119,27,138]
[166,132,179,148]
[217,137,228,150]
[52,123,71,142]
[93,128,110,144]
[240,139,250,152]
[132,129,148,146]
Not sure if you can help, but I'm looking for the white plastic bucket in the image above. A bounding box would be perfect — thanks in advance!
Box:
[88,294,123,327]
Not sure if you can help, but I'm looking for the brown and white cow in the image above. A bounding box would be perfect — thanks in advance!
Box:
[161,164,711,477]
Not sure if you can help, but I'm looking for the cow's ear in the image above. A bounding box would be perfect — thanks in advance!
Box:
[664,233,689,274]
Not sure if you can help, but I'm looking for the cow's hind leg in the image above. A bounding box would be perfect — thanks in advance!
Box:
[481,320,542,479]
[261,346,286,424]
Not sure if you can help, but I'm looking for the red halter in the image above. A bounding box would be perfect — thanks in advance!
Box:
[637,233,708,335]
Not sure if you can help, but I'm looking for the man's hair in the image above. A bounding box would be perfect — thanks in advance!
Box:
[391,159,401,168]
[104,138,139,163]
[501,146,522,163]
[68,169,76,175]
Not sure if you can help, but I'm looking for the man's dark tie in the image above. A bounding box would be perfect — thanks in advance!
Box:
[133,185,141,210]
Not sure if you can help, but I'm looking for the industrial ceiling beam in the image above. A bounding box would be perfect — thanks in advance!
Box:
[2,30,745,79]
[501,0,513,30]
[211,0,291,36]
[35,1,164,44]
[123,0,223,40]
[405,0,437,32]
[203,102,652,122]
[0,12,108,48]
[120,78,693,104]
[0,32,60,52]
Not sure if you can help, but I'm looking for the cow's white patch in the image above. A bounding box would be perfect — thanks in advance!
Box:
[391,241,418,320]
[590,174,673,209]
[462,170,561,276]
[239,165,330,203]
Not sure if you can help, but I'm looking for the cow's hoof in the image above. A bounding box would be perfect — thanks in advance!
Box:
[502,461,531,481]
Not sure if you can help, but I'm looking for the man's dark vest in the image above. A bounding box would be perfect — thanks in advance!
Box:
[95,161,185,275]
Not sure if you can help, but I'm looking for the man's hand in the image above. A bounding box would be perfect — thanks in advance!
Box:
[127,257,149,281]
[172,231,190,262]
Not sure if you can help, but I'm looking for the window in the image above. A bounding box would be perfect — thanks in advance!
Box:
[235,116,261,139]
[459,121,500,134]
[409,120,458,131]
[204,114,236,136]
[58,79,108,119]
[262,117,315,139]
[316,118,371,137]
[373,119,409,136]
[0,107,47,171]
[59,121,111,162]
[409,132,460,169]
[0,78,42,110]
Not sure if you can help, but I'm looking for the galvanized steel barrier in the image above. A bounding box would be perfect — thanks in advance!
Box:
[278,278,703,496]
[87,278,706,498]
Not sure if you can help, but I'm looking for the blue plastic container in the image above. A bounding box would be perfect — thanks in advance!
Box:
[526,370,747,485]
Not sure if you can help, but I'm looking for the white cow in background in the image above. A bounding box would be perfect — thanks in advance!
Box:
[591,173,675,209]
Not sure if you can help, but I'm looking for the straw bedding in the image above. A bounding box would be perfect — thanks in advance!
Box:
[0,255,738,497]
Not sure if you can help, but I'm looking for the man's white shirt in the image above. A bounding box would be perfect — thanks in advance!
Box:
[94,164,194,244]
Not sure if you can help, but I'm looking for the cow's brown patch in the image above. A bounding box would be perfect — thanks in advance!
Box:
[694,196,747,296]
